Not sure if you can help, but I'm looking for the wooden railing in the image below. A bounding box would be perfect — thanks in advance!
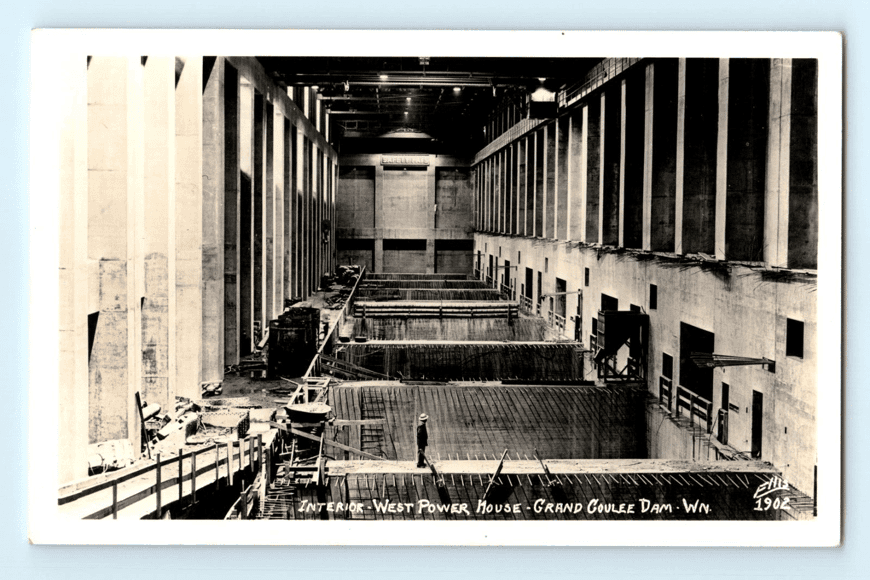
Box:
[303,265,367,379]
[519,295,533,314]
[553,312,566,331]
[499,283,512,300]
[659,376,673,409]
[675,385,714,434]
[58,434,268,520]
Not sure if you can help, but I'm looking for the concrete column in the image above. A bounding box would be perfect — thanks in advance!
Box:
[264,101,275,319]
[374,163,384,270]
[647,59,679,252]
[515,143,522,234]
[503,148,510,234]
[571,108,587,242]
[765,58,792,268]
[618,78,628,247]
[494,155,498,233]
[601,86,621,246]
[675,58,687,255]
[507,145,515,235]
[426,164,436,273]
[491,155,497,233]
[58,54,88,483]
[545,124,556,239]
[202,57,226,384]
[239,78,254,355]
[565,116,574,240]
[174,56,203,400]
[223,61,241,365]
[556,116,569,240]
[282,118,291,304]
[534,130,543,237]
[786,59,818,269]
[274,109,284,313]
[586,98,601,243]
[497,151,504,233]
[641,65,655,250]
[253,92,265,330]
[295,127,304,292]
[523,137,532,236]
[142,57,175,410]
[87,57,142,447]
[714,58,729,260]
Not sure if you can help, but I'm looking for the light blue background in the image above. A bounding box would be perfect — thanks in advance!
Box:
[4,2,866,577]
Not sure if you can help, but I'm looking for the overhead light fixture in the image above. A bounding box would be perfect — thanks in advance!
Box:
[404,111,408,115]
[311,85,319,90]
[538,77,546,83]
[453,86,461,93]
[406,96,411,102]
[344,80,350,91]
[380,74,389,81]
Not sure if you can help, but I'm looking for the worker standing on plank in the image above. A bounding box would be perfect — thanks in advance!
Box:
[416,413,429,468]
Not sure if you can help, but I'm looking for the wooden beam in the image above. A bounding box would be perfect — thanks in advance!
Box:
[269,422,387,461]
[483,449,509,500]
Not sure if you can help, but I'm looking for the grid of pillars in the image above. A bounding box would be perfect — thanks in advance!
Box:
[58,57,336,485]
[472,57,817,270]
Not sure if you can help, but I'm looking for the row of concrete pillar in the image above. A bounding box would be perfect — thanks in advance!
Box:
[59,56,336,483]
[475,58,818,270]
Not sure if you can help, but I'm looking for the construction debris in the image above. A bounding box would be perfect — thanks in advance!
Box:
[87,439,135,475]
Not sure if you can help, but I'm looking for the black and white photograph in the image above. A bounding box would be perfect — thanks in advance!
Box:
[29,30,842,545]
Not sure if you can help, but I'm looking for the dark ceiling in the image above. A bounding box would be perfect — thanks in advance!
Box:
[258,57,601,156]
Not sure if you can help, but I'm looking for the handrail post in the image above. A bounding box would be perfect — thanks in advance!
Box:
[228,442,234,487]
[155,453,162,518]
[178,448,183,503]
[191,450,197,504]
[214,443,220,489]
[112,481,118,519]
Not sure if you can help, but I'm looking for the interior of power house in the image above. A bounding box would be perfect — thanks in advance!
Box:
[57,55,818,521]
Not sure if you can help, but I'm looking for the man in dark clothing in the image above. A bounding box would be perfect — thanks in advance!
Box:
[416,413,429,468]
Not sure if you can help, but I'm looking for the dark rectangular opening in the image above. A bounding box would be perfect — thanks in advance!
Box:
[752,390,764,459]
[650,284,657,310]
[679,322,715,401]
[435,239,473,251]
[720,382,731,445]
[584,267,590,287]
[87,312,99,362]
[383,239,426,252]
[601,293,618,312]
[786,318,804,358]
[525,267,533,299]
[555,277,567,317]
[537,271,542,302]
[662,353,673,378]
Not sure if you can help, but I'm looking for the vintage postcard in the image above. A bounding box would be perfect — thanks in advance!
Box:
[29,30,842,546]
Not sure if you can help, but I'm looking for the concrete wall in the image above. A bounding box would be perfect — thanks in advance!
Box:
[337,154,473,274]
[469,58,819,496]
[476,232,817,495]
[57,56,334,483]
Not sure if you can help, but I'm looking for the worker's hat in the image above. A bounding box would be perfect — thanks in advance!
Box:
[419,413,429,422]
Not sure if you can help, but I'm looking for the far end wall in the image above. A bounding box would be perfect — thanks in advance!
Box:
[337,154,474,274]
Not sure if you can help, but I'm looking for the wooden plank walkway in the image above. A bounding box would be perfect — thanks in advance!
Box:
[329,384,647,462]
[58,431,276,520]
